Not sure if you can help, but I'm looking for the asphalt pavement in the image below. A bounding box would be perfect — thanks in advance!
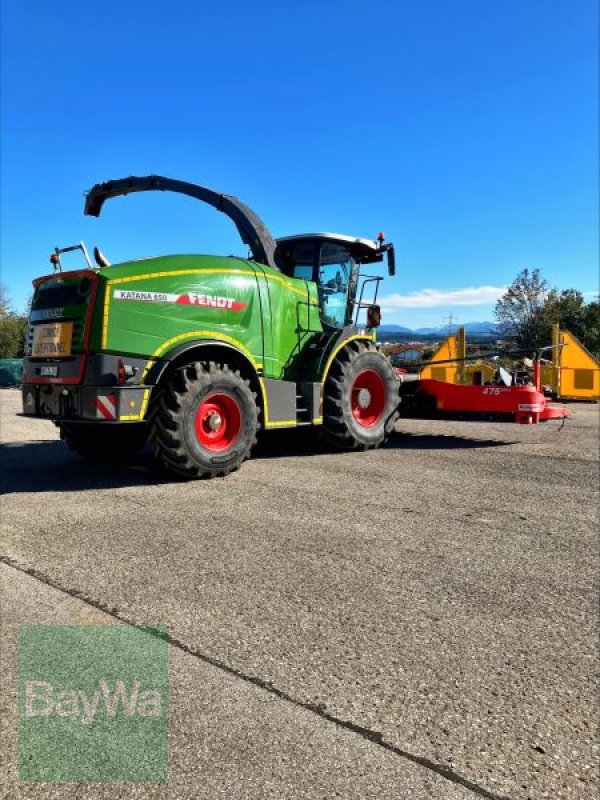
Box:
[1,388,598,799]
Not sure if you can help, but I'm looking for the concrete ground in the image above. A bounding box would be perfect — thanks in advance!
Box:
[0,388,597,799]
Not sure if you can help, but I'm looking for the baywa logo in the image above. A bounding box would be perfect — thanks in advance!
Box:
[25,678,162,725]
[18,625,168,782]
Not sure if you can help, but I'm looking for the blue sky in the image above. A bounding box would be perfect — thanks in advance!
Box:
[1,0,598,327]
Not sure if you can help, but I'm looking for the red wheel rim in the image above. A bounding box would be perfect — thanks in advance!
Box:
[351,369,386,427]
[195,392,241,451]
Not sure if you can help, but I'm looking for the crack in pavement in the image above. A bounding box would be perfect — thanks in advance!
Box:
[1,554,514,800]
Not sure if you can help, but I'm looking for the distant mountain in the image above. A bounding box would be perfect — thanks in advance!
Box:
[462,321,500,334]
[377,324,415,334]
[378,321,499,337]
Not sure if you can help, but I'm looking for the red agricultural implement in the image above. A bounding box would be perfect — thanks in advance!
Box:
[398,352,570,425]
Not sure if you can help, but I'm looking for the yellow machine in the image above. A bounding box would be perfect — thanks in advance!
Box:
[541,324,600,401]
[420,323,599,400]
[419,332,460,383]
[419,328,494,384]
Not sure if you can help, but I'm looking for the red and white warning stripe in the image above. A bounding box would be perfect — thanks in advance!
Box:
[95,393,117,420]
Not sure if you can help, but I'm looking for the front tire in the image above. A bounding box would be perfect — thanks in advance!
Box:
[322,340,399,450]
[149,361,258,479]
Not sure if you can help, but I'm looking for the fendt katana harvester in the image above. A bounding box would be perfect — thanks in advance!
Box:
[22,176,399,478]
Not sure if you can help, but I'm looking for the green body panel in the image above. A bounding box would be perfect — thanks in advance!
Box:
[258,264,322,379]
[86,254,323,380]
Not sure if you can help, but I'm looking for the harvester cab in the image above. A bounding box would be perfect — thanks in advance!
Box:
[275,233,395,330]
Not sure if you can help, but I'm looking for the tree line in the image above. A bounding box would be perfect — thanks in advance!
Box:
[494,269,599,358]
[0,286,28,359]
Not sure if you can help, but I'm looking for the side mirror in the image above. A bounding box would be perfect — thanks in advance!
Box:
[366,304,382,328]
[387,245,396,276]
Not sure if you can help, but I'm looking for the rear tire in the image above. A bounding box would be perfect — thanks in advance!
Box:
[322,340,399,450]
[58,422,148,462]
[149,361,258,479]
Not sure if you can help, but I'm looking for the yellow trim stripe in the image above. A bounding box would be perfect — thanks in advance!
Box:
[259,377,270,424]
[140,388,150,418]
[110,268,255,285]
[256,271,310,299]
[141,331,260,378]
[101,281,111,349]
[138,330,270,423]
[111,266,312,299]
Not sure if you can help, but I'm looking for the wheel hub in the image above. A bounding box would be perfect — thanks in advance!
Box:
[350,369,386,427]
[194,393,242,451]
[357,388,371,409]
[206,412,222,432]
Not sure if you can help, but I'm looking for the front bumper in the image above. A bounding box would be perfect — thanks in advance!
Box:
[21,383,151,422]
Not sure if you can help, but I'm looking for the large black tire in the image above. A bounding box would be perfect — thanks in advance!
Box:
[322,340,400,449]
[149,361,258,479]
[58,422,148,462]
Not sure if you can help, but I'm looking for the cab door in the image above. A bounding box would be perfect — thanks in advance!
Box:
[316,242,356,329]
[282,239,356,331]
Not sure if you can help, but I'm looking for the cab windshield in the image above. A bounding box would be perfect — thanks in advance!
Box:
[318,243,353,328]
[281,240,356,329]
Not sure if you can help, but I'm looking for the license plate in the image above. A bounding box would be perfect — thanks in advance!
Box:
[40,365,58,377]
[32,322,73,358]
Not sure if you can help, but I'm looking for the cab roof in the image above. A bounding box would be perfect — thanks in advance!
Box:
[276,233,383,264]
